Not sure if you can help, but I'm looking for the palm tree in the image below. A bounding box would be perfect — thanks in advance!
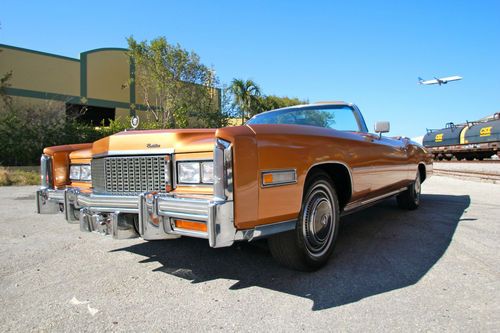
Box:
[229,79,261,124]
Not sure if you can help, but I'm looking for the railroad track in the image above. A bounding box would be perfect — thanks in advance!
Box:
[435,160,500,164]
[433,169,500,183]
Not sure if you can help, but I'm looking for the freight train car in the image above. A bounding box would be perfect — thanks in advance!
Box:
[423,113,500,161]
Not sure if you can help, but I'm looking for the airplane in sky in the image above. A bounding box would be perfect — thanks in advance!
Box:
[418,75,462,85]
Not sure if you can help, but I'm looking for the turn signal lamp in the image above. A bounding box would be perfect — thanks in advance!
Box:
[263,173,274,184]
[174,219,207,232]
[261,170,297,187]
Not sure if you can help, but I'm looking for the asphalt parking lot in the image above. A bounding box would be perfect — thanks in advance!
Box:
[0,176,499,332]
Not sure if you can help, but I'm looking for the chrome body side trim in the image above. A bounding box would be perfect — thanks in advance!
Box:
[237,219,297,241]
[342,187,408,215]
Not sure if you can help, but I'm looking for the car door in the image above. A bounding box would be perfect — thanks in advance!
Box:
[358,132,411,195]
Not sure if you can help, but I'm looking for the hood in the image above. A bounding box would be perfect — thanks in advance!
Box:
[43,143,92,156]
[92,129,217,157]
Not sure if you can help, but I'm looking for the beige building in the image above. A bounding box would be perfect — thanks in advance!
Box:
[0,43,220,125]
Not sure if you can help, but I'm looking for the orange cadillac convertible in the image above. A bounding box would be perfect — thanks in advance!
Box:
[36,102,432,271]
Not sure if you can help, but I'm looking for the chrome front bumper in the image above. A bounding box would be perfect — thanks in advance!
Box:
[37,188,238,248]
[36,188,64,214]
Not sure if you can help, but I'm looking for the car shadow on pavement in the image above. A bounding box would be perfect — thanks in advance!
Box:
[112,194,470,311]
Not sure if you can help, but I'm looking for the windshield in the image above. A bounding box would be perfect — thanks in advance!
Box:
[247,105,362,132]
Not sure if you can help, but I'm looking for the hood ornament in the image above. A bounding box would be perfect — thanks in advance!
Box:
[130,115,140,129]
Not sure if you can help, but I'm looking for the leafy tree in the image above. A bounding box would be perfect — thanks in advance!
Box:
[199,84,236,128]
[127,36,224,128]
[257,95,307,113]
[229,78,261,123]
[228,78,307,123]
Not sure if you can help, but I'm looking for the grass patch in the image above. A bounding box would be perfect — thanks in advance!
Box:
[0,167,39,186]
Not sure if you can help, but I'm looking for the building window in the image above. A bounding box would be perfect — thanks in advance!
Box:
[66,103,116,126]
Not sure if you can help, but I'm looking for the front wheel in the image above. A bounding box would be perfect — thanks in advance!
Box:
[396,172,421,210]
[268,173,340,271]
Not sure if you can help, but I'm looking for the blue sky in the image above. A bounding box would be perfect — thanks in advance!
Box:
[2,0,500,138]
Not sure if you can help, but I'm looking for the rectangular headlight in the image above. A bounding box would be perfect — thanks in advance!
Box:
[80,165,92,181]
[201,162,214,184]
[178,162,200,184]
[70,164,91,181]
[69,165,81,180]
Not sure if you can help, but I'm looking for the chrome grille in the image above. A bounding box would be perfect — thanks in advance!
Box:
[91,155,168,195]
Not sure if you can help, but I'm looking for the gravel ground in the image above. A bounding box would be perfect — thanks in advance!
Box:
[1,176,499,332]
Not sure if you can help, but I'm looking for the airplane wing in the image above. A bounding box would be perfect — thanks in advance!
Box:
[439,76,462,82]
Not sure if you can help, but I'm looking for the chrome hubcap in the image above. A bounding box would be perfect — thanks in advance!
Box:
[302,185,335,257]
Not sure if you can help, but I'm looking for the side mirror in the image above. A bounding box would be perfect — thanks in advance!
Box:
[374,121,390,137]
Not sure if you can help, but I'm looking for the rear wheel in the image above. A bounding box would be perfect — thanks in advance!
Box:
[268,172,340,271]
[396,172,421,210]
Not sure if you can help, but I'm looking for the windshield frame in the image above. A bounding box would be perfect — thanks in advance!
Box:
[246,103,368,133]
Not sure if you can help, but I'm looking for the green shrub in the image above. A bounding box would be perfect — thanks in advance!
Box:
[0,99,162,166]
